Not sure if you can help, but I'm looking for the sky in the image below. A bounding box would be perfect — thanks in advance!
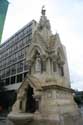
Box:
[2,0,83,91]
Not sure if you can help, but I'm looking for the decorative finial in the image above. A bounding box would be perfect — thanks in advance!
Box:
[41,5,46,16]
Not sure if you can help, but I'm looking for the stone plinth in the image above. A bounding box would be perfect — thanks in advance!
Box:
[7,111,83,125]
[8,113,33,125]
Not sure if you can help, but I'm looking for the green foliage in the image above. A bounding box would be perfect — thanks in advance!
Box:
[74,96,81,106]
[74,91,83,107]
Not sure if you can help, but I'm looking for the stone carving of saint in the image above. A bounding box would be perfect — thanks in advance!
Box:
[35,55,41,72]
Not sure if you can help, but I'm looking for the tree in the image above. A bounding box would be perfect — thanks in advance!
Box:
[74,96,81,107]
[74,91,83,107]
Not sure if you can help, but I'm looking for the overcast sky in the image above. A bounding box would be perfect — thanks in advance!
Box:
[2,0,83,91]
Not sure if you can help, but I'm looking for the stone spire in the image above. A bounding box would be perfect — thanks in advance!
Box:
[37,6,52,42]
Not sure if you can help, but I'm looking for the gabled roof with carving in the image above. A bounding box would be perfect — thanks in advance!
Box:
[17,75,42,95]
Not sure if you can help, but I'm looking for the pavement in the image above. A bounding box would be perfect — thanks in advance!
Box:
[80,106,83,115]
[0,112,8,125]
[0,118,7,125]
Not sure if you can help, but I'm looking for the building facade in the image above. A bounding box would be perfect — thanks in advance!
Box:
[0,20,38,111]
[0,20,37,90]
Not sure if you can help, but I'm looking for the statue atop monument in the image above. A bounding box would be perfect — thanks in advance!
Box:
[37,6,52,42]
[41,5,46,16]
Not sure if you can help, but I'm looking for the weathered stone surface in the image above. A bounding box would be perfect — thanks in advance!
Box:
[8,113,33,125]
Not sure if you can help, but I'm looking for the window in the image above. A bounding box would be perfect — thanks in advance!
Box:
[3,79,6,86]
[24,49,26,56]
[17,61,23,73]
[18,51,21,59]
[0,62,1,69]
[9,56,12,64]
[11,65,16,75]
[9,48,12,54]
[29,34,32,40]
[24,61,28,71]
[0,62,2,69]
[6,78,10,85]
[60,66,64,76]
[21,49,25,58]
[26,27,29,33]
[18,32,23,41]
[28,24,32,31]
[7,57,10,66]
[6,68,10,77]
[15,53,18,61]
[11,46,15,53]
[1,70,5,78]
[11,76,16,84]
[58,65,64,76]
[23,28,27,35]
[41,60,46,73]
[14,36,17,42]
[26,36,29,44]
[23,37,27,46]
[14,44,18,51]
[8,56,11,65]
[11,54,17,63]
[24,72,27,78]
[19,41,23,48]
[53,61,56,72]
[12,54,16,62]
[17,74,22,83]
[4,50,8,57]
[18,51,24,59]
[14,54,17,62]
[3,59,6,68]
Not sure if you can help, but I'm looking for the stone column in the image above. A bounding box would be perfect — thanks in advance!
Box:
[33,90,41,113]
[47,57,51,75]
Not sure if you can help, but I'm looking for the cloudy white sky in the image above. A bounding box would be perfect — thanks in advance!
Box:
[2,0,83,91]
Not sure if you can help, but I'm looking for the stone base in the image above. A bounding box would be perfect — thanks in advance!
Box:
[7,112,33,125]
[7,111,83,125]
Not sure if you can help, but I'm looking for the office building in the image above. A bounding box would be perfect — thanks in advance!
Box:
[0,20,37,109]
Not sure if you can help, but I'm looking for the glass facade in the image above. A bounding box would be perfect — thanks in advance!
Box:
[0,20,36,86]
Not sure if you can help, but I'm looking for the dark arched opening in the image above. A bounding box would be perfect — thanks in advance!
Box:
[26,85,37,113]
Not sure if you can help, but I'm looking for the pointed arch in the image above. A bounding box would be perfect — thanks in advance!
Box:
[18,75,42,94]
[27,44,46,61]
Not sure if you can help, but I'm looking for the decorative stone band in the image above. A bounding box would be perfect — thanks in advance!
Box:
[42,84,75,93]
